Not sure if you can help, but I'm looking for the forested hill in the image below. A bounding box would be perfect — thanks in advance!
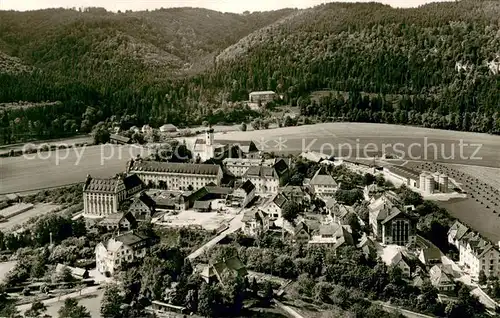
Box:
[1,1,500,144]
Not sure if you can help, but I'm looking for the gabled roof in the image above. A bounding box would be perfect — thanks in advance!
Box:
[130,161,220,176]
[381,207,408,225]
[244,166,279,178]
[115,232,151,247]
[319,223,341,236]
[294,221,310,236]
[193,200,211,210]
[83,175,123,194]
[429,265,454,287]
[272,193,288,208]
[272,158,289,176]
[239,180,256,195]
[249,90,276,95]
[131,193,156,210]
[99,212,136,226]
[448,221,470,241]
[310,168,337,186]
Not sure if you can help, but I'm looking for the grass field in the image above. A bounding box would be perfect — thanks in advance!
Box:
[0,203,61,231]
[1,123,499,195]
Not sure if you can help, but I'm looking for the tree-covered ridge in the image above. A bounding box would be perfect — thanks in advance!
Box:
[0,1,499,144]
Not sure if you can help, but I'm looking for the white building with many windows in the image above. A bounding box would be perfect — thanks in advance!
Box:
[223,158,275,177]
[127,161,223,190]
[95,232,156,275]
[83,174,143,218]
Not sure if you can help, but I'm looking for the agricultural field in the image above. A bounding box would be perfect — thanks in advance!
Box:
[0,203,61,231]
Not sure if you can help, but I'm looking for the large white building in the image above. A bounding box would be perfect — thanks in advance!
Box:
[83,174,143,217]
[448,221,500,279]
[192,129,260,162]
[127,161,223,190]
[95,232,156,275]
[223,158,275,177]
[249,91,276,104]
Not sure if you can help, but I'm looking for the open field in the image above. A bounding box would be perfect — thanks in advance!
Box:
[1,123,499,195]
[0,203,61,231]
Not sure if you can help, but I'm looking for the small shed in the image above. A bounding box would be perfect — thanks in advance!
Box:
[159,124,178,133]
[110,134,131,145]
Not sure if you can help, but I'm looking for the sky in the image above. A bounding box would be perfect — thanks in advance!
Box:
[0,0,453,13]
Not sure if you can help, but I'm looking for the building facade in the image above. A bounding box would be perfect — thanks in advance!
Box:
[83,175,127,217]
[128,161,223,190]
[223,158,274,177]
[249,91,277,104]
[309,168,338,198]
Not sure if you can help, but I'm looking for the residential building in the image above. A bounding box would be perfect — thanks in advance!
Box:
[368,196,416,246]
[200,257,248,285]
[128,193,156,221]
[127,160,223,190]
[308,168,338,198]
[447,221,470,250]
[249,91,276,104]
[457,232,500,279]
[326,200,356,225]
[241,208,269,237]
[259,193,288,220]
[419,247,442,268]
[98,212,137,232]
[95,232,157,275]
[280,185,308,206]
[357,235,377,260]
[242,159,289,194]
[83,174,143,218]
[363,184,385,202]
[308,223,354,249]
[227,180,256,208]
[294,221,312,244]
[429,265,455,292]
[223,158,274,177]
[152,192,188,211]
[186,185,232,208]
[387,251,412,277]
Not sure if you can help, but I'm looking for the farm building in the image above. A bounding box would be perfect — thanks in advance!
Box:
[55,264,89,279]
[248,91,276,104]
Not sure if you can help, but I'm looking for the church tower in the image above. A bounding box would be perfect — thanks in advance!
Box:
[205,126,214,146]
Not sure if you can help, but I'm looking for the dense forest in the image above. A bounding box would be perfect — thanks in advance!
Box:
[0,1,499,144]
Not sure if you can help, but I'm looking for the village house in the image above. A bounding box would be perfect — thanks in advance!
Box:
[457,231,500,279]
[363,184,385,202]
[386,251,412,277]
[308,168,338,198]
[308,223,354,249]
[242,159,289,194]
[357,235,377,260]
[128,192,156,221]
[368,196,417,246]
[447,221,470,250]
[326,199,357,225]
[418,247,443,268]
[152,192,189,211]
[83,174,143,218]
[241,208,269,237]
[193,200,212,212]
[95,232,157,275]
[98,212,137,232]
[294,221,313,244]
[259,193,288,220]
[429,265,455,292]
[127,160,223,190]
[200,256,248,285]
[280,185,308,206]
[227,180,256,208]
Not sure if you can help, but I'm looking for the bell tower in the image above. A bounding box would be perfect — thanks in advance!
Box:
[205,126,214,146]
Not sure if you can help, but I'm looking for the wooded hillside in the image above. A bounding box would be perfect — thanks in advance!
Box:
[0,1,499,144]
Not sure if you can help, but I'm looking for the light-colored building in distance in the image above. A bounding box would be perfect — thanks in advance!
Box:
[249,91,276,104]
[127,161,223,190]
